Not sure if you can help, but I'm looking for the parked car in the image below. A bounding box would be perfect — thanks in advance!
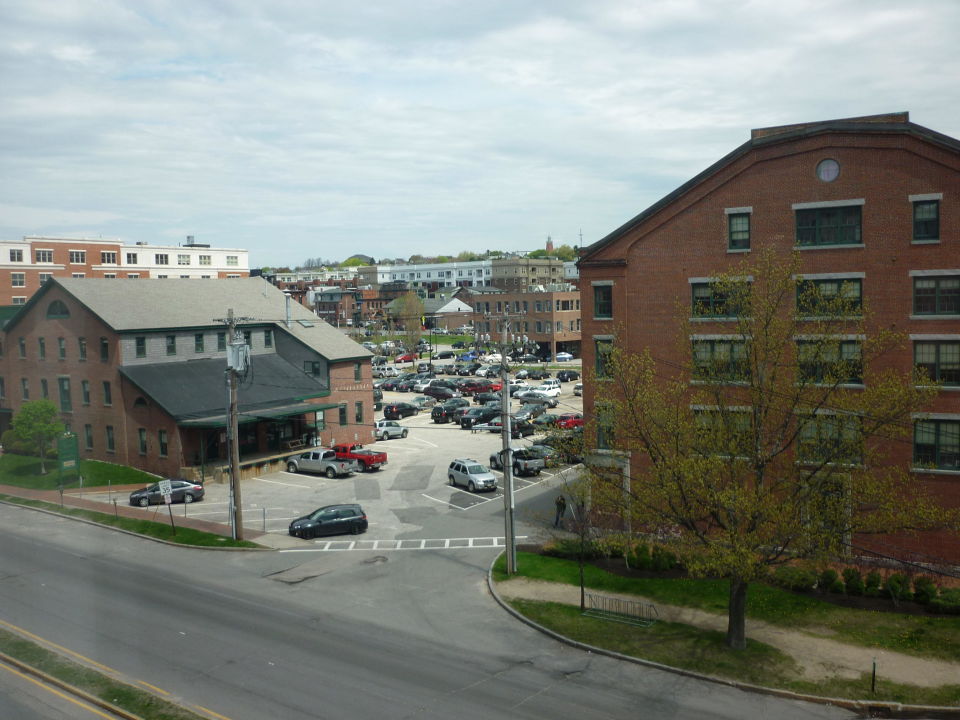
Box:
[381,374,416,391]
[508,379,530,396]
[573,382,583,396]
[431,399,470,423]
[413,377,435,393]
[473,391,500,405]
[557,413,585,429]
[488,447,545,476]
[540,428,585,463]
[395,352,417,363]
[556,370,580,382]
[526,369,552,380]
[435,350,457,360]
[482,418,536,438]
[409,395,437,410]
[532,413,560,428]
[458,362,482,376]
[451,341,466,349]
[416,362,432,373]
[288,503,368,539]
[459,379,494,396]
[459,405,500,429]
[515,403,547,421]
[555,352,574,362]
[373,365,400,378]
[514,368,529,380]
[395,378,420,392]
[515,390,559,408]
[447,459,497,493]
[423,385,459,401]
[532,383,561,398]
[285,449,357,478]
[375,419,409,440]
[383,402,419,420]
[129,479,204,507]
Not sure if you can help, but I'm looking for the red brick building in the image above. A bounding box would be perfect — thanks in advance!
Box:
[579,113,959,564]
[0,236,250,306]
[0,278,374,480]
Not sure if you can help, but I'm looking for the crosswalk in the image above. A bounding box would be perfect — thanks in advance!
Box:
[280,535,528,552]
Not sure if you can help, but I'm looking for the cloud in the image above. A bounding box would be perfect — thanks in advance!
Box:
[0,0,958,266]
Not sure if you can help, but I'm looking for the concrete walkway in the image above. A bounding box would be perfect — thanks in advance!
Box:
[496,577,960,688]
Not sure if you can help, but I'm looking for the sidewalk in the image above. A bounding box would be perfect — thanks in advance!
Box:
[496,577,960,688]
[0,482,289,547]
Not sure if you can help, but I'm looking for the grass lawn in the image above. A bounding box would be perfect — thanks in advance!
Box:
[0,493,259,548]
[0,627,212,720]
[510,599,960,706]
[496,553,960,663]
[0,454,159,490]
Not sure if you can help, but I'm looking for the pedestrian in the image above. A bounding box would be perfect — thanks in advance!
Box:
[554,494,567,528]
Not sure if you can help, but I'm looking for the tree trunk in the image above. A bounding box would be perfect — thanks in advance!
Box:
[726,576,748,650]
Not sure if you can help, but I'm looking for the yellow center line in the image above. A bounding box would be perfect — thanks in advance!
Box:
[136,679,170,695]
[0,659,117,719]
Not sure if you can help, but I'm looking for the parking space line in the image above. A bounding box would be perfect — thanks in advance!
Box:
[255,477,313,488]
[420,492,465,510]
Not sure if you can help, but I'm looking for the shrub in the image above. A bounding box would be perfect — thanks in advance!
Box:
[1,429,48,457]
[929,588,960,615]
[883,573,912,602]
[829,579,846,594]
[865,571,882,597]
[627,543,652,571]
[651,545,677,572]
[818,568,838,593]
[542,538,602,560]
[842,568,865,596]
[913,576,939,605]
[771,565,817,592]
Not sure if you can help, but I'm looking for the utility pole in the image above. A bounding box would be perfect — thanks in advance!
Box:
[216,308,252,541]
[488,309,524,575]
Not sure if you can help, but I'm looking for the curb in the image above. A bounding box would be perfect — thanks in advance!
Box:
[0,649,142,720]
[486,552,960,719]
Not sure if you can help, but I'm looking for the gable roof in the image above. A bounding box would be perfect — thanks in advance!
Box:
[12,277,370,362]
[580,112,960,263]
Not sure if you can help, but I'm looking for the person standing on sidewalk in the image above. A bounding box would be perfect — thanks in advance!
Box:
[554,494,567,528]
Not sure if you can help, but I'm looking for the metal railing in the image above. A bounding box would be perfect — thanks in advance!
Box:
[582,592,658,627]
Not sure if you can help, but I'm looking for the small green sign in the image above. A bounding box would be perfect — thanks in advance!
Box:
[57,433,79,482]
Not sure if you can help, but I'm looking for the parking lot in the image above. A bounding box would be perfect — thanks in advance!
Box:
[87,373,585,542]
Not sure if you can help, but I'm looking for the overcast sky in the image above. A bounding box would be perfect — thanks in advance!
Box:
[1,1,958,268]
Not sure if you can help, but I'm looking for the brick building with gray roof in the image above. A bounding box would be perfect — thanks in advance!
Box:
[0,277,375,480]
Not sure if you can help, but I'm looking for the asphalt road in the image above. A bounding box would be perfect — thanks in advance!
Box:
[0,504,853,720]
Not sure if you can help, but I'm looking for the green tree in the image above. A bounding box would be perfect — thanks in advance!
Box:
[342,257,366,267]
[392,292,425,358]
[11,399,65,474]
[585,249,956,650]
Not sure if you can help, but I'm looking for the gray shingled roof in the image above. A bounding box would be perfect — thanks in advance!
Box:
[28,277,371,362]
[121,354,333,424]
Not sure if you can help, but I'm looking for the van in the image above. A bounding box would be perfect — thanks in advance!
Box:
[539,378,561,392]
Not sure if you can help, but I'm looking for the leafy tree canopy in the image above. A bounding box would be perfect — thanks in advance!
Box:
[11,399,65,475]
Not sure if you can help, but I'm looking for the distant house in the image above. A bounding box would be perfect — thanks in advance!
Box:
[0,278,375,479]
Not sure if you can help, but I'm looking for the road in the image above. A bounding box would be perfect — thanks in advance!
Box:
[0,503,853,720]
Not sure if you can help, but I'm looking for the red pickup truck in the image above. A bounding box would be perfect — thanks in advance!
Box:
[332,443,388,472]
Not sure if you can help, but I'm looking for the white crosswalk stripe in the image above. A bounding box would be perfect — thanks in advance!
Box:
[280,536,527,552]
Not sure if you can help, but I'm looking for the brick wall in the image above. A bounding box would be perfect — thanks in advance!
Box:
[580,127,960,562]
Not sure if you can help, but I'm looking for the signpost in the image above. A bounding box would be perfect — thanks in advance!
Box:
[158,478,176,534]
[56,433,79,506]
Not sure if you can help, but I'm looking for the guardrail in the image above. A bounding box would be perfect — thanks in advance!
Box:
[582,592,659,627]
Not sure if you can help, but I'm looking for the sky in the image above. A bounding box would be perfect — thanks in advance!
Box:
[1,1,958,269]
